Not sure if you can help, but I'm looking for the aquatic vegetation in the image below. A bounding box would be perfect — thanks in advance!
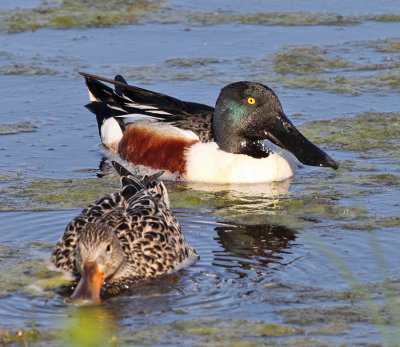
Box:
[0,0,166,33]
[0,62,58,75]
[275,71,400,94]
[272,46,351,75]
[164,57,224,68]
[0,62,57,75]
[0,121,38,135]
[0,174,119,210]
[61,306,116,347]
[0,243,70,298]
[162,11,362,26]
[119,57,225,84]
[2,2,400,33]
[0,326,48,346]
[371,38,400,52]
[264,42,400,94]
[300,112,400,153]
[152,11,400,27]
[118,319,304,345]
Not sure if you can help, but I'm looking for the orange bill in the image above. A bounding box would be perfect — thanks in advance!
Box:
[71,261,104,302]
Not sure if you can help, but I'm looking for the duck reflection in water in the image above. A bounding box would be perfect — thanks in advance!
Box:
[213,223,297,277]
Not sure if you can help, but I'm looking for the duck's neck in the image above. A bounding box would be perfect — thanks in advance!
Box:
[213,121,270,159]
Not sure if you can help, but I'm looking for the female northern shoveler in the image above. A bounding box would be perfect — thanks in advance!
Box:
[80,72,338,183]
[51,161,198,301]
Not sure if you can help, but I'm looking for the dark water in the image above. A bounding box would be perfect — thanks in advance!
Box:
[0,0,400,345]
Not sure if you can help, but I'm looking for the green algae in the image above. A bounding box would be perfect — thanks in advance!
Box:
[252,323,301,336]
[0,326,54,346]
[61,306,116,347]
[374,14,400,22]
[272,46,351,75]
[280,305,370,325]
[164,57,224,68]
[89,307,396,346]
[364,173,400,186]
[271,69,400,94]
[121,319,301,345]
[3,3,400,33]
[299,112,400,153]
[0,62,58,75]
[0,244,70,298]
[166,11,362,26]
[0,174,119,211]
[371,38,400,52]
[156,11,400,27]
[0,0,165,33]
[119,57,225,84]
[265,41,400,94]
[0,121,38,135]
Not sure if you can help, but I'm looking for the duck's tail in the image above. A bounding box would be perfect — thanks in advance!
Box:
[83,75,129,152]
[111,161,170,208]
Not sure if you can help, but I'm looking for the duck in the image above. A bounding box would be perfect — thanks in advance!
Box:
[79,72,338,183]
[51,161,198,301]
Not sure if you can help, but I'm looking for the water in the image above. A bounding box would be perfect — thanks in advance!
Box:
[0,0,400,345]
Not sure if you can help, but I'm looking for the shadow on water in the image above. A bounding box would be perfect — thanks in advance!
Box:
[213,222,298,276]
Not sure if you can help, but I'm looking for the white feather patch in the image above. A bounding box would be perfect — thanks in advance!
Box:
[101,118,123,152]
[118,114,162,123]
[108,105,125,112]
[125,102,159,110]
[88,90,98,102]
[185,142,296,183]
[146,110,172,115]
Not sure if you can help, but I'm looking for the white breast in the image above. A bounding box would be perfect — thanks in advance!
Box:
[185,142,297,183]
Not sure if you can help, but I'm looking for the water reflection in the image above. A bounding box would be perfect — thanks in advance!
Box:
[180,177,292,197]
[213,222,298,277]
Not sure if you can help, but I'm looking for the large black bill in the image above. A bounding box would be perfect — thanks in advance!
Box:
[264,113,339,170]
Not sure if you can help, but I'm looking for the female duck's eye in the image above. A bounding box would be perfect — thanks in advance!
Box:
[106,244,111,252]
[247,97,256,105]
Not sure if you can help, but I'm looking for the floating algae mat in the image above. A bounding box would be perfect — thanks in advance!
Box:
[0,241,70,299]
[0,0,166,32]
[299,111,400,154]
[0,174,120,210]
[2,0,400,33]
[272,46,351,75]
[0,121,38,135]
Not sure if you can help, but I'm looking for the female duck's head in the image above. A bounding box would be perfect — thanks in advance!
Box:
[72,223,125,302]
[213,81,338,169]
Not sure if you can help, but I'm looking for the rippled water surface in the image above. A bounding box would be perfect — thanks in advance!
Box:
[1,0,400,345]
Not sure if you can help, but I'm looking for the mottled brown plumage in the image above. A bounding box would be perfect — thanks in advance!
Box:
[51,161,198,300]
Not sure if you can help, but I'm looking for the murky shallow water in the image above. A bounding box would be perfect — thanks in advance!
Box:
[0,0,400,345]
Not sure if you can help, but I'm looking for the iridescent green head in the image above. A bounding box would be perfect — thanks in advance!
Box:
[213,81,338,169]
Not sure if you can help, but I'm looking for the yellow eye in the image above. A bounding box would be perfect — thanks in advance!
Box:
[247,97,256,105]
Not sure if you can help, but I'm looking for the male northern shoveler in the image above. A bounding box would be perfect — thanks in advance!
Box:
[51,161,198,301]
[80,72,338,183]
